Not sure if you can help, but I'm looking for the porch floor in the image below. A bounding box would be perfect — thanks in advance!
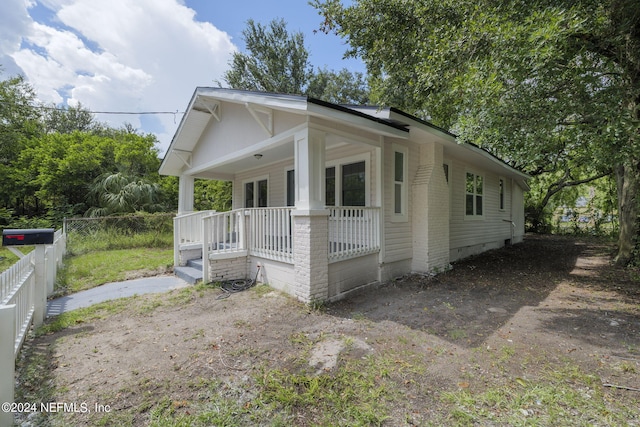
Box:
[175,259,203,284]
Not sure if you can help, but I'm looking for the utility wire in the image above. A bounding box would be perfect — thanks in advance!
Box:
[0,99,185,115]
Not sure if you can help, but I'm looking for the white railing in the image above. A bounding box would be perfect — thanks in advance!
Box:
[1,228,66,426]
[203,210,246,256]
[248,207,294,263]
[328,207,380,262]
[173,210,216,265]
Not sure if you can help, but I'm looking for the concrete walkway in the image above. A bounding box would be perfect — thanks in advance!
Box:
[46,275,189,317]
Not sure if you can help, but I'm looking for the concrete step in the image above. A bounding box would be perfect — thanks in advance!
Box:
[187,258,203,269]
[174,264,202,284]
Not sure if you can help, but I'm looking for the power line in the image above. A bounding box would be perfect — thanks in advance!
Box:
[0,100,185,115]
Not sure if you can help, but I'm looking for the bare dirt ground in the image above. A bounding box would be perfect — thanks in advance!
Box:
[18,234,640,425]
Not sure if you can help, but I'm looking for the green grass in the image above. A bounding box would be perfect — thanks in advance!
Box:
[57,247,173,294]
[439,363,636,426]
[67,229,173,256]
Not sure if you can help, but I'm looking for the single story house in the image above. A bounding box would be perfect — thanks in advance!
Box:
[159,88,529,302]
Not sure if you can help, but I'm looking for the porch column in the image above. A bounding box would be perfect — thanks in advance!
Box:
[294,127,325,210]
[292,127,329,302]
[411,142,450,272]
[178,175,195,214]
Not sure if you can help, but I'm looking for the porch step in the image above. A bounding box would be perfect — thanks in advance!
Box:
[175,259,203,284]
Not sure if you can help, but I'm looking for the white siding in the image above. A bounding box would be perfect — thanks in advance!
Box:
[191,104,305,171]
[381,139,418,263]
[447,158,517,261]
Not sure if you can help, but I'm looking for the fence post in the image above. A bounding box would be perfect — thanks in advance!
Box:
[0,304,16,427]
[32,245,47,326]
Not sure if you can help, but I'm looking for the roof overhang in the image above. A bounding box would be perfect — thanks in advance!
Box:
[159,88,409,178]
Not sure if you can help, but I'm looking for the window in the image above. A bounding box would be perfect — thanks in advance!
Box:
[443,164,449,183]
[392,145,408,221]
[341,161,366,206]
[325,166,336,206]
[499,178,505,210]
[244,178,268,208]
[286,169,295,207]
[465,172,483,216]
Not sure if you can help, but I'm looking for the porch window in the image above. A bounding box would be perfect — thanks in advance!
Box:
[244,178,268,208]
[341,161,366,206]
[286,169,295,206]
[325,166,336,206]
[465,172,483,216]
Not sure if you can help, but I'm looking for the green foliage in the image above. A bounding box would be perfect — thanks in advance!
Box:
[224,18,311,94]
[194,179,232,212]
[315,0,640,257]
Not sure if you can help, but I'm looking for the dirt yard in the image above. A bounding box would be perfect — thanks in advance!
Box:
[17,235,640,426]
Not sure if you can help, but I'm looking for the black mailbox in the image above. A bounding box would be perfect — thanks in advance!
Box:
[2,228,55,246]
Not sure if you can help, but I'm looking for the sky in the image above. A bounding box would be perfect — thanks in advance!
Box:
[0,0,363,155]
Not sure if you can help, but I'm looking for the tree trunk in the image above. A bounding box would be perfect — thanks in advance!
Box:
[614,161,640,266]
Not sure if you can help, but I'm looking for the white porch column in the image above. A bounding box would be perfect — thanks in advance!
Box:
[178,175,195,214]
[411,142,450,272]
[294,127,325,210]
[292,127,329,302]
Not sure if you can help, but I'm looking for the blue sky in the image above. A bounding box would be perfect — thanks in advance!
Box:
[0,0,362,154]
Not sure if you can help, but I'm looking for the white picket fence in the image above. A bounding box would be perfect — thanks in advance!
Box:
[0,229,66,427]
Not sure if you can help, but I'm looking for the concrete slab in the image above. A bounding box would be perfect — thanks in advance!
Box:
[46,275,190,317]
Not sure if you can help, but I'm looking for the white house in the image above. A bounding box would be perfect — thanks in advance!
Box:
[159,88,529,302]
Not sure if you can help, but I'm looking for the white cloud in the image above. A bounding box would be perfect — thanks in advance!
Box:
[1,0,236,154]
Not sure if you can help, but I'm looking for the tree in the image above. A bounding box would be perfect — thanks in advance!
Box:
[41,103,101,134]
[0,74,42,213]
[223,18,369,104]
[86,172,163,216]
[315,0,640,264]
[223,18,311,94]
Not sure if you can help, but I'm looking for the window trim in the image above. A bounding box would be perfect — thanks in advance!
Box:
[242,175,269,208]
[391,143,408,222]
[465,171,484,219]
[325,153,371,207]
[499,177,506,211]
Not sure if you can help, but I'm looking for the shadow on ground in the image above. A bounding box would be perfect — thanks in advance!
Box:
[327,235,600,348]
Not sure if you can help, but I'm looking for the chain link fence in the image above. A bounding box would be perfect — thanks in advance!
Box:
[63,213,175,254]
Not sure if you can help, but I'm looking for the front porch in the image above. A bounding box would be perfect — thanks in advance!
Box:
[173,206,381,300]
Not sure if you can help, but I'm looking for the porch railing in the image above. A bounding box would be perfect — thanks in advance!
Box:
[173,210,216,265]
[248,207,293,263]
[175,206,381,280]
[328,207,380,262]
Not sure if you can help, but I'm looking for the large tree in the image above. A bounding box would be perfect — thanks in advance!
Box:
[315,0,640,264]
[223,18,369,104]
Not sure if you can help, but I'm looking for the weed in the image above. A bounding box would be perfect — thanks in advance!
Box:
[449,329,468,340]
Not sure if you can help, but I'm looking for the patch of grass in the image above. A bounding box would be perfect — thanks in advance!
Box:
[438,363,637,426]
[449,329,468,340]
[255,358,391,426]
[36,298,134,335]
[57,248,173,294]
[67,229,173,256]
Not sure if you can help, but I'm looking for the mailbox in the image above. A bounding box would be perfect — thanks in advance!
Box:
[2,228,55,246]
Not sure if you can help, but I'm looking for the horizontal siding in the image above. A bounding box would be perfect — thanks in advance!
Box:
[448,159,514,255]
[382,139,417,263]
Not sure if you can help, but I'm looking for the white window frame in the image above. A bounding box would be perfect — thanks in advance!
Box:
[242,175,269,208]
[284,167,295,207]
[325,152,371,207]
[465,170,484,219]
[391,143,408,222]
[499,177,506,211]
